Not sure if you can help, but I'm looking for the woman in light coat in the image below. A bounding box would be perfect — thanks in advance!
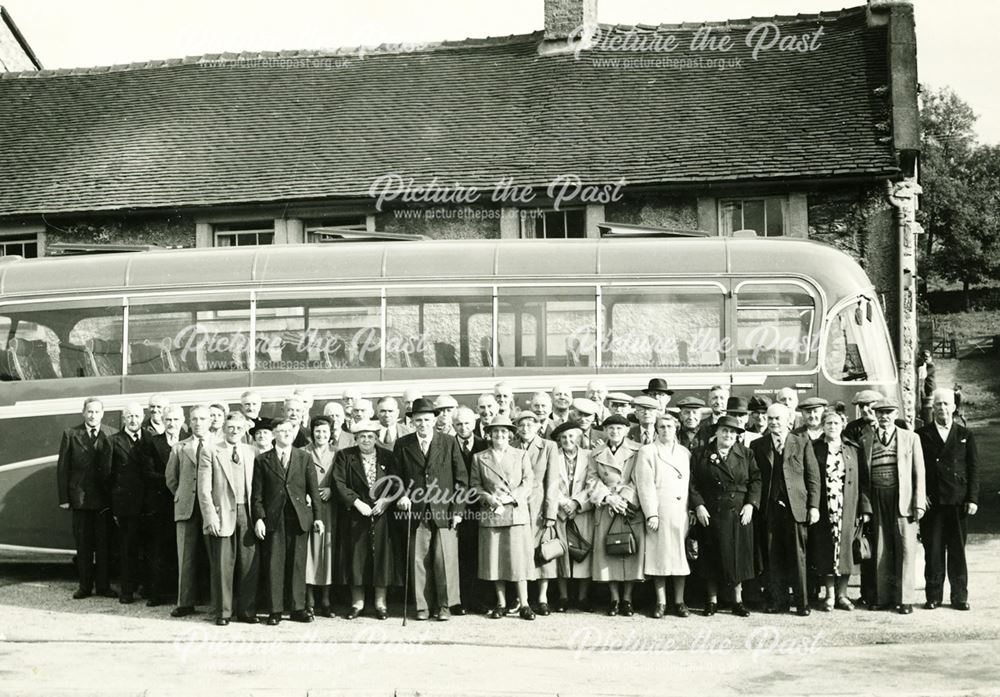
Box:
[635,412,691,618]
[587,414,644,616]
[470,415,536,620]
[516,410,560,615]
[550,420,594,612]
[304,416,339,617]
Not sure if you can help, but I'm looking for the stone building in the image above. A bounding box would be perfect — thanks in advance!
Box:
[0,0,921,417]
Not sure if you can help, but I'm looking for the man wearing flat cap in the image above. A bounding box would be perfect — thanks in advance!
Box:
[642,378,674,413]
[606,393,633,420]
[628,395,660,446]
[393,398,468,621]
[569,398,606,451]
[792,397,828,442]
[676,397,707,455]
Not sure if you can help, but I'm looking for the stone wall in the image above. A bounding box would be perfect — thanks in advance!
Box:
[45,214,197,248]
[375,206,502,239]
[605,194,699,231]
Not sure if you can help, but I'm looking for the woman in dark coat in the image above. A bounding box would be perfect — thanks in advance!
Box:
[332,420,402,620]
[689,416,761,617]
[809,410,872,611]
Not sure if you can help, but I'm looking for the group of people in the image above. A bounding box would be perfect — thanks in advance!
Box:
[56,377,979,625]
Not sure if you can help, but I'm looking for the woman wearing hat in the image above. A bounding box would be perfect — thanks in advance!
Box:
[550,420,594,612]
[515,410,560,615]
[332,420,402,620]
[469,415,536,620]
[635,412,691,618]
[587,414,644,616]
[689,416,761,617]
[809,410,872,611]
[305,416,340,618]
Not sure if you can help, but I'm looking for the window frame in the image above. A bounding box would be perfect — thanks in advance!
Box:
[518,208,586,239]
[732,279,819,371]
[0,235,39,258]
[718,196,787,237]
[213,221,275,247]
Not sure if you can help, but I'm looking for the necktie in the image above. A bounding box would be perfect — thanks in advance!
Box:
[90,428,98,441]
[774,437,783,455]
[463,438,471,455]
[279,450,288,469]
[880,430,890,446]
[642,431,651,445]
[419,438,429,455]
[195,438,204,465]
[232,446,240,465]
[384,428,396,446]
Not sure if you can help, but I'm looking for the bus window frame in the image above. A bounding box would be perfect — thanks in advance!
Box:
[819,293,899,388]
[732,278,819,372]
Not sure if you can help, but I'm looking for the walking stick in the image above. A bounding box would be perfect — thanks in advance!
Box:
[402,510,412,627]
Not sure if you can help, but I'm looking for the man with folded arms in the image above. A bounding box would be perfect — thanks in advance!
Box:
[199,412,260,625]
[253,419,324,625]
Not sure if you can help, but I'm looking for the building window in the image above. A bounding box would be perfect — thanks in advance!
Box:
[0,236,38,258]
[305,217,368,242]
[520,209,585,239]
[719,198,785,236]
[214,221,274,247]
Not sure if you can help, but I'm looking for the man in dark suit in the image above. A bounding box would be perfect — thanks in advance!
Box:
[394,398,468,621]
[750,403,820,616]
[376,396,413,448]
[57,397,116,599]
[918,388,978,611]
[252,419,323,625]
[676,396,707,455]
[138,404,186,606]
[102,401,146,604]
[453,406,488,614]
[473,393,499,440]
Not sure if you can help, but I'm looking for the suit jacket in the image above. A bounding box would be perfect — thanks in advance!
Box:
[689,441,761,513]
[749,431,820,523]
[628,423,657,446]
[469,447,533,528]
[251,447,321,534]
[376,421,414,449]
[57,423,114,510]
[917,422,979,506]
[455,433,488,478]
[138,432,176,515]
[678,428,707,458]
[290,426,311,449]
[165,437,210,522]
[581,427,607,451]
[198,440,256,537]
[885,428,927,517]
[102,429,145,517]
[521,437,560,523]
[393,431,468,528]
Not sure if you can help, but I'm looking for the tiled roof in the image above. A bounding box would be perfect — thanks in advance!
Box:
[0,5,898,217]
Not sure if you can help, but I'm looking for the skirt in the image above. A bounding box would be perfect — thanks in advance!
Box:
[479,524,534,582]
[590,506,645,583]
[696,502,755,587]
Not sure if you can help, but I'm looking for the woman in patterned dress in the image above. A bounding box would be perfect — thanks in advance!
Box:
[304,416,338,617]
[332,420,401,620]
[809,410,871,611]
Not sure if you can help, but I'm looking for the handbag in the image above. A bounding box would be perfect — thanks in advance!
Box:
[852,522,872,564]
[565,518,592,563]
[604,511,637,557]
[685,534,699,562]
[535,526,567,564]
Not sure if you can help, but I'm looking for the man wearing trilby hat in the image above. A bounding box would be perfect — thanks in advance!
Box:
[642,378,674,413]
[393,397,468,621]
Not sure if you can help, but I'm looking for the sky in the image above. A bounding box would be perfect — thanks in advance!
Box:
[4,0,998,144]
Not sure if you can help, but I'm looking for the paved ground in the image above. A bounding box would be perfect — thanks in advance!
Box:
[2,536,999,696]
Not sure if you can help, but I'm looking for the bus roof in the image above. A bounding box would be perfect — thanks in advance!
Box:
[0,237,876,302]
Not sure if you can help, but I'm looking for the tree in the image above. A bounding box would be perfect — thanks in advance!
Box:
[918,87,1000,308]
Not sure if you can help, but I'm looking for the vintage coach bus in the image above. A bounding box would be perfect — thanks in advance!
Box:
[0,236,899,551]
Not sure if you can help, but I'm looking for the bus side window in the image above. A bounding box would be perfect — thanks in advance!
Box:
[385,288,492,369]
[497,288,597,368]
[602,286,724,368]
[735,282,816,369]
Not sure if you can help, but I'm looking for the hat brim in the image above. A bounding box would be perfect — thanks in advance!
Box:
[642,389,675,396]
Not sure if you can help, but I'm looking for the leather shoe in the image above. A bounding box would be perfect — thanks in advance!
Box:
[345,606,362,620]
[704,602,717,617]
[796,607,811,617]
[237,615,259,624]
[607,600,619,617]
[897,604,913,615]
[733,603,751,618]
[290,610,313,623]
[375,606,388,620]
[675,603,690,618]
[119,593,135,605]
[620,600,634,617]
[415,610,430,621]
[450,604,466,616]
[953,601,971,611]
[437,606,451,622]
[215,618,229,627]
[537,602,550,616]
[316,605,334,618]
[96,587,118,599]
[72,589,92,600]
[488,606,505,619]
[146,599,163,608]
[651,603,665,619]
[170,606,196,618]
[266,613,281,626]
[924,600,941,610]
[835,597,854,611]
[556,597,569,613]
[578,599,593,613]
[519,606,536,621]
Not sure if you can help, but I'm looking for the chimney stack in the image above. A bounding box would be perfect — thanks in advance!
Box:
[544,0,598,40]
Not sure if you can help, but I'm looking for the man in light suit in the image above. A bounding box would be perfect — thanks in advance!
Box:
[102,401,145,604]
[57,397,116,599]
[870,399,925,614]
[628,395,659,445]
[394,398,468,621]
[750,403,820,616]
[199,412,260,625]
[165,404,212,617]
[376,396,412,448]
[917,388,978,611]
[252,419,324,625]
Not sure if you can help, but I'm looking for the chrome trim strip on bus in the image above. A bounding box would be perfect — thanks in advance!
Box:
[0,455,55,472]
[0,371,797,419]
[0,543,75,555]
